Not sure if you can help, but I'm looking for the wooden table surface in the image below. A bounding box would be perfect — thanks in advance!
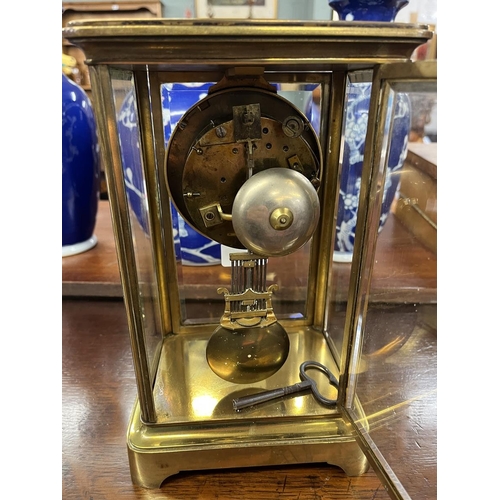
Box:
[63,297,396,500]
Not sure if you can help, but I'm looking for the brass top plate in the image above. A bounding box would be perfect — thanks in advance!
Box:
[63,18,432,37]
[62,20,433,71]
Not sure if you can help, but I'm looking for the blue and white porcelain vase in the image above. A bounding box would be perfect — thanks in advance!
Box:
[329,0,408,21]
[118,83,221,266]
[62,73,100,257]
[334,85,410,261]
[163,83,221,265]
[325,0,411,262]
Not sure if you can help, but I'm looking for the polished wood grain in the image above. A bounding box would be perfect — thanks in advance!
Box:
[62,298,393,500]
[62,201,123,297]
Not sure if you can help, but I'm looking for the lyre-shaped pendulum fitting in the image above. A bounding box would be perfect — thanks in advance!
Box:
[206,253,290,384]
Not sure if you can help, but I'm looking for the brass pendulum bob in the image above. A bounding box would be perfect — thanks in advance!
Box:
[206,253,290,384]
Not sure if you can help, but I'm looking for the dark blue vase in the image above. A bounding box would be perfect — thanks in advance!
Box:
[62,73,100,257]
[329,0,408,22]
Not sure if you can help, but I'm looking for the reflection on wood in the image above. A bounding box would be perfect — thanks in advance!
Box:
[357,304,437,500]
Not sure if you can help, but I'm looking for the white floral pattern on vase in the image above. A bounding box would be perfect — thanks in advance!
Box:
[334,82,410,262]
[162,83,222,265]
[117,84,221,266]
[326,0,411,263]
[177,216,222,266]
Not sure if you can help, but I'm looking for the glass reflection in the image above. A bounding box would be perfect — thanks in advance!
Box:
[352,83,437,500]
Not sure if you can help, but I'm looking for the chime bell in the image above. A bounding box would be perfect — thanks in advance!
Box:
[232,167,320,258]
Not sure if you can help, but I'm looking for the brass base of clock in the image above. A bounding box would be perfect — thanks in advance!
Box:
[126,326,370,488]
[127,404,369,488]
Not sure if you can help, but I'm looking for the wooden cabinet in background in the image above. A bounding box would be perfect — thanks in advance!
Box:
[394,143,437,254]
[62,1,162,92]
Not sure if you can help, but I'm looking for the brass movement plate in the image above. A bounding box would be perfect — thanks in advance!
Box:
[165,87,321,248]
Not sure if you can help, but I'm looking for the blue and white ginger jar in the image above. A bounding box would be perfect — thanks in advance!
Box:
[305,0,412,262]
[118,83,221,266]
[334,84,410,261]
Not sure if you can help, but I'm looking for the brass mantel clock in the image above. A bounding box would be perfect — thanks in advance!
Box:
[63,19,437,500]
